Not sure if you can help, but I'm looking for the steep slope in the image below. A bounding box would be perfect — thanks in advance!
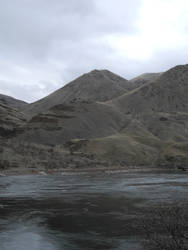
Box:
[0,94,27,109]
[17,102,127,145]
[0,100,26,138]
[82,64,188,167]
[113,64,188,115]
[129,72,162,89]
[23,69,129,119]
[139,112,188,141]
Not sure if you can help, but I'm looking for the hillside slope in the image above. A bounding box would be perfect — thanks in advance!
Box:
[0,100,26,139]
[0,94,27,109]
[129,72,162,89]
[112,64,188,115]
[2,64,188,170]
[17,102,127,145]
[23,69,129,119]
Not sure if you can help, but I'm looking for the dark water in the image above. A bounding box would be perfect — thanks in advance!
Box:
[0,172,188,250]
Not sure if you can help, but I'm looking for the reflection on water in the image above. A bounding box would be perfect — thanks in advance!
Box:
[0,173,188,250]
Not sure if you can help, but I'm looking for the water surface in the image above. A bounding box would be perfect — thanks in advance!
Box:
[0,172,188,250]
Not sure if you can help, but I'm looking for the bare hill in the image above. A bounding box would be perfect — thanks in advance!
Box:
[129,72,162,89]
[0,94,27,109]
[0,100,26,139]
[23,69,129,119]
[17,101,127,145]
[2,64,188,170]
[113,64,188,115]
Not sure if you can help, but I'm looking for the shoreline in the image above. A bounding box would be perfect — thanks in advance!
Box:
[0,166,187,177]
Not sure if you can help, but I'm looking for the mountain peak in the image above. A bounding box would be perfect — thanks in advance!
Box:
[23,69,129,119]
[83,69,110,80]
[88,69,109,74]
[89,69,106,74]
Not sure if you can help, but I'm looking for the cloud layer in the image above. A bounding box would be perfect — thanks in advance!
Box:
[0,0,188,102]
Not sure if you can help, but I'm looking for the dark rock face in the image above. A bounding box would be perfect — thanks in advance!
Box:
[2,65,188,170]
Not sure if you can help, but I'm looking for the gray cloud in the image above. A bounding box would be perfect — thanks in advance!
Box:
[0,0,187,102]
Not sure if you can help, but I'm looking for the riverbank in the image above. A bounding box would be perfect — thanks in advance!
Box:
[0,166,187,176]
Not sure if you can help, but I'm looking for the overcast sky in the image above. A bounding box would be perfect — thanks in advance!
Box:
[0,0,188,102]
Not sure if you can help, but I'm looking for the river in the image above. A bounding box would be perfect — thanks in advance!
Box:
[0,172,188,250]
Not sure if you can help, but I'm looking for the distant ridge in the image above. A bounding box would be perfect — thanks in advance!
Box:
[129,72,162,89]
